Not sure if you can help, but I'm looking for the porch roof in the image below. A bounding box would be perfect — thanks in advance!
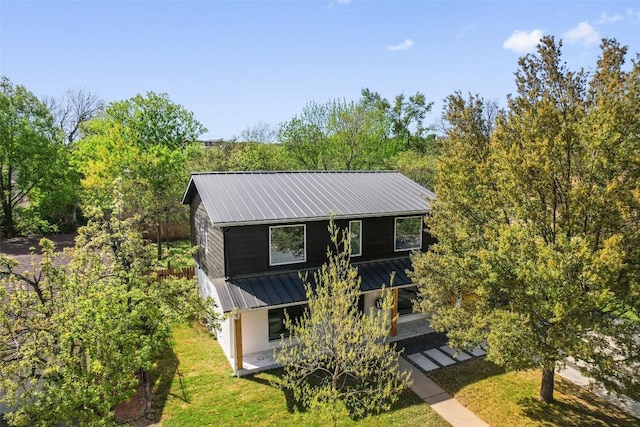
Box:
[213,257,414,313]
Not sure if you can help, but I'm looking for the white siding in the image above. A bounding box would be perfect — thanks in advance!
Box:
[196,264,233,362]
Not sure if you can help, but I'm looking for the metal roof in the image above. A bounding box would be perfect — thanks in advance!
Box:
[213,257,414,312]
[182,171,435,226]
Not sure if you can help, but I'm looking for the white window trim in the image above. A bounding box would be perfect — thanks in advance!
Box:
[349,220,362,257]
[203,219,208,254]
[269,224,307,266]
[394,216,423,252]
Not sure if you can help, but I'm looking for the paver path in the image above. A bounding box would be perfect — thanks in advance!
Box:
[404,343,486,373]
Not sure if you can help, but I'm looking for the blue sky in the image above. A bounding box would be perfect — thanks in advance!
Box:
[2,1,639,140]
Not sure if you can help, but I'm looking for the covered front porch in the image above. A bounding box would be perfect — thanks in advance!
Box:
[234,316,437,376]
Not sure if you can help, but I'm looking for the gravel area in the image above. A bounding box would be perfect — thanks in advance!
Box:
[0,234,76,274]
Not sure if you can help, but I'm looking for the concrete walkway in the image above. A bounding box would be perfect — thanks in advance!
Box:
[558,363,640,419]
[399,356,490,427]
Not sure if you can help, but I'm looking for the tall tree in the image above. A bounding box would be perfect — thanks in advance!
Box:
[42,88,105,144]
[0,77,69,238]
[75,92,207,257]
[104,91,206,151]
[411,37,640,404]
[361,88,435,153]
[0,194,217,426]
[279,98,397,170]
[275,222,411,425]
[238,121,278,144]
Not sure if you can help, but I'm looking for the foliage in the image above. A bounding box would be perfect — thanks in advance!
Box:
[0,76,75,238]
[278,98,401,170]
[0,194,217,426]
[411,37,640,404]
[75,92,206,258]
[156,323,448,427]
[185,141,296,172]
[361,88,436,153]
[274,222,411,425]
[103,91,206,151]
[388,149,438,189]
[150,238,195,269]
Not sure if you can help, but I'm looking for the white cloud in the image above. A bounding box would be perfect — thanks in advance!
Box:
[457,24,475,40]
[328,0,350,7]
[595,12,622,25]
[386,38,414,52]
[627,8,640,21]
[564,22,600,45]
[502,29,543,53]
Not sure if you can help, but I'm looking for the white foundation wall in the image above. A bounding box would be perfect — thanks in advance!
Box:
[196,265,233,362]
[240,309,282,354]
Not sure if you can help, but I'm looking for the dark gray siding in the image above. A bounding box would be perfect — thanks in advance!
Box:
[191,194,225,278]
[225,217,434,278]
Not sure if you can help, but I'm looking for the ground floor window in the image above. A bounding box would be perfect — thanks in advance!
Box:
[398,286,419,315]
[268,304,308,341]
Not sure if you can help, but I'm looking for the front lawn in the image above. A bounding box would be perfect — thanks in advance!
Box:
[428,358,637,427]
[150,323,449,426]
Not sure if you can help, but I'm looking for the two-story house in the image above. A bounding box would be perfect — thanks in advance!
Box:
[181,171,436,375]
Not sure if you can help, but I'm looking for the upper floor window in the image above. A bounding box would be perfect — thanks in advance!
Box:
[349,220,362,257]
[269,224,306,266]
[197,214,208,253]
[395,216,422,251]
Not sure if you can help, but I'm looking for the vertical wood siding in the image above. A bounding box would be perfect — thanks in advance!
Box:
[223,217,435,278]
[191,194,225,278]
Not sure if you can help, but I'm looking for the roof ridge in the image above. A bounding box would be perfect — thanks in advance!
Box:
[189,170,399,175]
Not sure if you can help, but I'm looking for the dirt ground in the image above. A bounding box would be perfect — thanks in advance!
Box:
[0,234,76,274]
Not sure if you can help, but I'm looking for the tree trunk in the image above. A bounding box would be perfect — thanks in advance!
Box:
[142,368,152,413]
[156,223,162,260]
[2,198,15,238]
[539,367,555,403]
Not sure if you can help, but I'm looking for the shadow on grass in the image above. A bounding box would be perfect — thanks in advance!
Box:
[150,345,183,420]
[243,367,425,421]
[427,358,506,395]
[116,345,180,426]
[519,380,638,427]
[242,368,305,414]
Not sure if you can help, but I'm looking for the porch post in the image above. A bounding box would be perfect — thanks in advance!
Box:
[235,313,243,372]
[391,288,398,337]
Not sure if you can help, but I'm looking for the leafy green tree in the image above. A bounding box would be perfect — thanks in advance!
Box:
[0,76,74,237]
[361,88,435,153]
[75,92,207,257]
[0,193,217,426]
[185,141,295,174]
[279,98,399,170]
[275,222,411,425]
[104,91,206,151]
[412,37,640,404]
[388,149,438,189]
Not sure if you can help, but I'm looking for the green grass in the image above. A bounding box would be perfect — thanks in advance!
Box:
[150,323,449,427]
[151,239,195,269]
[428,358,638,427]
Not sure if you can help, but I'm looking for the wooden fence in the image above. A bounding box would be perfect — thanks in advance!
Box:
[152,266,195,282]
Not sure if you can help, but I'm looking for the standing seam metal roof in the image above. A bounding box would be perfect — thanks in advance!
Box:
[212,257,415,312]
[182,171,435,226]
